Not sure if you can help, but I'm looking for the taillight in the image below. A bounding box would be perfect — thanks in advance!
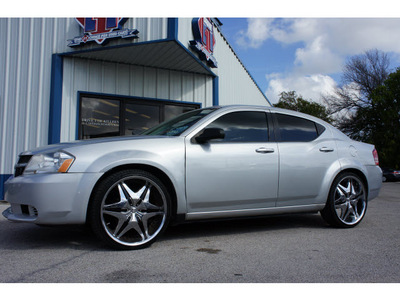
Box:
[372,149,379,165]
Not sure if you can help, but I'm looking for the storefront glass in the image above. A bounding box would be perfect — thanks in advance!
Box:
[81,97,120,139]
[79,95,199,139]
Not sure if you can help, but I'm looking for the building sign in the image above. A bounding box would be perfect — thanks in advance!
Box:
[190,18,217,68]
[68,18,139,47]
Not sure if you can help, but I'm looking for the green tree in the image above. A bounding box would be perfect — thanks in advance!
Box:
[367,68,400,168]
[274,91,332,123]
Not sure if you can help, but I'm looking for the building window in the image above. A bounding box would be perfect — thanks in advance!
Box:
[79,94,200,139]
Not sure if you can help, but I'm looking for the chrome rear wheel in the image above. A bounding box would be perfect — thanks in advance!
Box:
[321,172,367,228]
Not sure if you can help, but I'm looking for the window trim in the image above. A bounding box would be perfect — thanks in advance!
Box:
[77,91,201,140]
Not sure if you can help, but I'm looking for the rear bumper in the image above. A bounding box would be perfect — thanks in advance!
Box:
[366,165,382,201]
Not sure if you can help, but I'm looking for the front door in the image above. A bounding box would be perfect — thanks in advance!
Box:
[185,110,279,213]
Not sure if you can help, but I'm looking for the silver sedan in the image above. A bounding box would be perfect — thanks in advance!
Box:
[3,105,382,249]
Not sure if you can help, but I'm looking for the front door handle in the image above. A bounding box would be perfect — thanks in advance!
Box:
[319,147,334,152]
[256,147,275,154]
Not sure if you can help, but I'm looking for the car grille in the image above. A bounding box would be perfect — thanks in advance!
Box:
[14,155,33,177]
[21,205,38,217]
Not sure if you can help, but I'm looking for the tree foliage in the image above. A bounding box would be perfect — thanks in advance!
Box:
[367,68,400,168]
[274,91,332,123]
[323,49,391,138]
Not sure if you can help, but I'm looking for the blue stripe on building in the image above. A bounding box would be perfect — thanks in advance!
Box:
[48,54,63,145]
[0,174,12,201]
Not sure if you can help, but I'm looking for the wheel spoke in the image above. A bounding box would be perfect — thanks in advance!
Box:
[353,204,360,219]
[337,184,347,197]
[140,211,164,237]
[121,183,146,206]
[350,179,357,196]
[137,187,163,211]
[340,205,350,220]
[334,195,346,206]
[117,213,145,240]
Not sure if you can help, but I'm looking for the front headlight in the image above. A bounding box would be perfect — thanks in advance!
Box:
[23,151,75,175]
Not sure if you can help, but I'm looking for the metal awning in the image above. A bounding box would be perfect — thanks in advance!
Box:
[62,40,214,76]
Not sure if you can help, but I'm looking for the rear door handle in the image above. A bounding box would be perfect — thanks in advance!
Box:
[256,147,275,154]
[319,147,334,152]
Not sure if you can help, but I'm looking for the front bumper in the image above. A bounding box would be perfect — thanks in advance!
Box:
[2,172,102,225]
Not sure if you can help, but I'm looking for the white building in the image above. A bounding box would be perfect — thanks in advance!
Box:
[0,17,271,199]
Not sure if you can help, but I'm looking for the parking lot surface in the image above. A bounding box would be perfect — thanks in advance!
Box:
[0,182,399,283]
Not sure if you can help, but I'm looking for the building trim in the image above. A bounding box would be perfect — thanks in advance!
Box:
[167,18,178,40]
[48,54,64,145]
[213,77,219,106]
[77,91,203,107]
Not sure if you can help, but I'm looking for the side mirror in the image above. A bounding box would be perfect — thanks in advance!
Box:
[194,128,225,144]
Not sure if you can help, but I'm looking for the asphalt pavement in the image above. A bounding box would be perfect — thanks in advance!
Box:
[0,182,399,283]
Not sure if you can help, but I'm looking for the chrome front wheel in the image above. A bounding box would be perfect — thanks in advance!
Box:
[321,173,367,228]
[89,170,171,250]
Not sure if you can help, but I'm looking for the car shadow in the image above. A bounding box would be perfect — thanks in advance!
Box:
[0,213,328,251]
[160,212,328,242]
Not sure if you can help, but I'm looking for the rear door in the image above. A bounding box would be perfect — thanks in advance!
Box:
[273,112,338,206]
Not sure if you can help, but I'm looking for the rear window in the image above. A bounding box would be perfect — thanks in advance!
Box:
[275,113,325,142]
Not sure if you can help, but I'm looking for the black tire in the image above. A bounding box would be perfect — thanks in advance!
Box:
[88,169,171,250]
[321,172,367,228]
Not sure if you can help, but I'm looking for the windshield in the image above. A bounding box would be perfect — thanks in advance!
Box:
[142,108,218,136]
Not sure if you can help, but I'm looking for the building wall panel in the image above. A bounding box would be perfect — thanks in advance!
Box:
[157,69,170,99]
[130,65,144,97]
[182,73,194,102]
[214,26,270,106]
[143,68,157,99]
[0,18,56,176]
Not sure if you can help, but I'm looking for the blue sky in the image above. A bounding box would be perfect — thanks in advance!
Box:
[218,18,400,104]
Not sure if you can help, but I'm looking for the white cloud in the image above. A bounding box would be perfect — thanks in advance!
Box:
[294,35,343,74]
[269,18,400,75]
[243,18,400,55]
[266,73,337,105]
[237,18,274,48]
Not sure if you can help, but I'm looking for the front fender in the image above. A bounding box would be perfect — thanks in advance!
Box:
[66,138,187,215]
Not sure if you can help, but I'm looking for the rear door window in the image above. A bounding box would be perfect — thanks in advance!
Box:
[275,113,323,142]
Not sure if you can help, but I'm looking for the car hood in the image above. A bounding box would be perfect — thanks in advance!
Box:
[20,135,176,155]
